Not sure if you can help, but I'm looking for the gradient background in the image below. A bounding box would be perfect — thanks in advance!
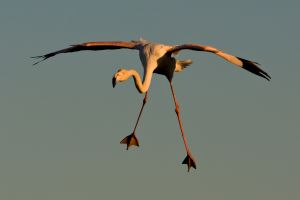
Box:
[1,0,299,199]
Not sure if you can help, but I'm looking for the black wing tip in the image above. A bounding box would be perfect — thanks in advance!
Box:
[31,56,45,66]
[238,57,271,81]
[259,72,271,81]
[31,55,48,66]
[256,69,271,81]
[31,52,56,66]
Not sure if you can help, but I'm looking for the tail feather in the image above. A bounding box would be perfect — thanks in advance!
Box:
[175,59,193,72]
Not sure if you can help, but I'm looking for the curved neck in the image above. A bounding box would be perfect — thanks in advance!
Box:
[129,69,153,93]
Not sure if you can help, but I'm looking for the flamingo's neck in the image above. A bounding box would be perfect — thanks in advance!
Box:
[129,69,153,93]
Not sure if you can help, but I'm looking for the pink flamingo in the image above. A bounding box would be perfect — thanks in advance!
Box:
[33,38,270,171]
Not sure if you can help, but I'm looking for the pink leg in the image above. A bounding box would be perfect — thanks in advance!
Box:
[120,91,148,150]
[169,82,196,171]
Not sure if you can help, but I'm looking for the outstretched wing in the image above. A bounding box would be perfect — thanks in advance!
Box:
[32,41,140,65]
[167,44,271,81]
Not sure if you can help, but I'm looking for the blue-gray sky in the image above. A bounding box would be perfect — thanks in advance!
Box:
[1,0,299,199]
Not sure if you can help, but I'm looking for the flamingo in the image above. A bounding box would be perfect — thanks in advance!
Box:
[32,38,271,171]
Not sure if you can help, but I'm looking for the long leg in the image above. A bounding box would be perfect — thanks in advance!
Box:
[120,91,148,150]
[169,82,196,171]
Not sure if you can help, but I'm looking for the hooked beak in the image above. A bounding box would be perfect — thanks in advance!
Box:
[112,77,117,88]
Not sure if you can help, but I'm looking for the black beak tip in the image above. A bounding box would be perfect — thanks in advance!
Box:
[112,77,116,88]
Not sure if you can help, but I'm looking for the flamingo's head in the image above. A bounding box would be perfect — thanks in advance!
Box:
[112,68,131,88]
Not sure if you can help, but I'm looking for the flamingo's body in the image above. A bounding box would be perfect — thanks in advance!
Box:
[33,38,270,171]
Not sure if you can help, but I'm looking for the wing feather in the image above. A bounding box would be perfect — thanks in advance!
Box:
[32,41,139,65]
[167,44,271,81]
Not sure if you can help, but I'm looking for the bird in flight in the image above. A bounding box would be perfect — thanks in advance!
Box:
[32,38,271,171]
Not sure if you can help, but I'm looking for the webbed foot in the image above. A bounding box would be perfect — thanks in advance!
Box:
[120,133,139,150]
[182,154,197,172]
